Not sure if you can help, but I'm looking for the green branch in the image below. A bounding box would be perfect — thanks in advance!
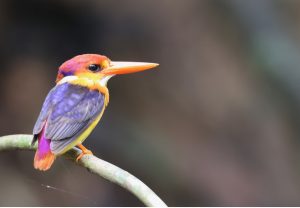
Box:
[0,134,167,207]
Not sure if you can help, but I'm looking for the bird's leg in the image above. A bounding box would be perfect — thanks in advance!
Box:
[76,144,93,162]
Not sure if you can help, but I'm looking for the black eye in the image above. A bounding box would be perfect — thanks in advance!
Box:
[88,64,101,72]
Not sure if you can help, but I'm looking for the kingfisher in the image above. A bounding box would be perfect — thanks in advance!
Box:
[32,54,158,171]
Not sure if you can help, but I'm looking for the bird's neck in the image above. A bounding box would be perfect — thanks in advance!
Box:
[57,75,110,106]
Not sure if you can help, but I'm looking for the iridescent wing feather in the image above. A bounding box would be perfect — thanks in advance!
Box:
[32,83,104,154]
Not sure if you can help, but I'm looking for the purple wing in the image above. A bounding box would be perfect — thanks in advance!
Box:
[32,83,105,154]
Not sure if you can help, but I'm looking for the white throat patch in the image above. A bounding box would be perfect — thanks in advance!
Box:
[99,75,114,87]
[57,75,78,85]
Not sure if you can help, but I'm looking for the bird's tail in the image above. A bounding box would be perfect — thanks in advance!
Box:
[33,129,56,171]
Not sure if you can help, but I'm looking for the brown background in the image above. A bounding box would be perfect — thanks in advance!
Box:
[1,0,300,206]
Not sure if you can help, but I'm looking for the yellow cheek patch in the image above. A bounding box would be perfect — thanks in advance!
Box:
[76,71,102,81]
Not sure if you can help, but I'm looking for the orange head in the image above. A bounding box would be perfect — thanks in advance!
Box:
[56,54,159,85]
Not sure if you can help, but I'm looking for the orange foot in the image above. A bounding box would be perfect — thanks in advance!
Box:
[76,144,93,162]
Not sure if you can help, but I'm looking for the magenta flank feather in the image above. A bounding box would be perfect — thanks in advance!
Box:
[34,127,55,171]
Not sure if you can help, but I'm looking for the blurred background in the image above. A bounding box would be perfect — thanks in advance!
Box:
[1,0,300,206]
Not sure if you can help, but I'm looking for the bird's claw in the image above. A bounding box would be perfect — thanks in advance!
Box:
[76,149,93,162]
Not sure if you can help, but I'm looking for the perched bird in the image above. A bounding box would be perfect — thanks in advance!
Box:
[32,54,158,171]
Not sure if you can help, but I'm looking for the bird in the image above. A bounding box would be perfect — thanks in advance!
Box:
[32,54,158,171]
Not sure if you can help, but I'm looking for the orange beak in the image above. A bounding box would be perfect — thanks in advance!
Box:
[101,61,159,75]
